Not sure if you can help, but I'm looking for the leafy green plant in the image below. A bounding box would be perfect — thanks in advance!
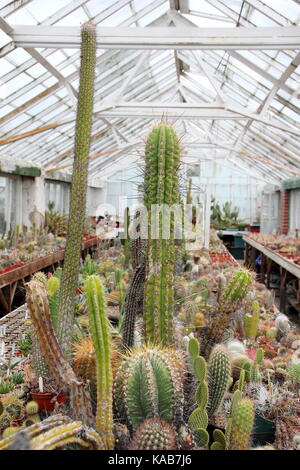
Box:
[0,380,13,394]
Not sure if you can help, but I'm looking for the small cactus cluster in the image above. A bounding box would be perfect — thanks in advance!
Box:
[128,418,177,450]
[24,401,40,427]
[114,346,185,429]
[0,396,24,434]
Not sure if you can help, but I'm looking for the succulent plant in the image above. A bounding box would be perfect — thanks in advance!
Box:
[114,346,185,430]
[57,22,97,355]
[207,345,231,417]
[143,123,180,346]
[128,418,177,450]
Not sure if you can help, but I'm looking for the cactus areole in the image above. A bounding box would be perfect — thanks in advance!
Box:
[57,22,96,354]
[143,123,180,346]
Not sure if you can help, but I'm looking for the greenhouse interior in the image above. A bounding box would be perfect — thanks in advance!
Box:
[0,0,299,453]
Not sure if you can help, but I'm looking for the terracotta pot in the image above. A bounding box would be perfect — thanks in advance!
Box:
[30,392,66,412]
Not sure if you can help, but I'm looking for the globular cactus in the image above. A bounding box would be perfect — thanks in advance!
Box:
[275,314,290,341]
[114,346,185,430]
[83,275,114,450]
[229,398,255,450]
[72,337,96,390]
[57,22,96,355]
[143,123,180,346]
[128,418,177,450]
[207,345,231,417]
[25,401,40,427]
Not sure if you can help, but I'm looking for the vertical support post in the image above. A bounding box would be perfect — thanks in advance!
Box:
[204,184,211,250]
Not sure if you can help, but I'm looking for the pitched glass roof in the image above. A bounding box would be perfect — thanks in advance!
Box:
[0,0,299,184]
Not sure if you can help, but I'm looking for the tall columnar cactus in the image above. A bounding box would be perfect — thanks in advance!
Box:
[47,275,60,332]
[128,418,178,450]
[207,345,231,417]
[57,22,96,354]
[83,275,114,450]
[143,123,180,346]
[229,398,255,450]
[114,346,185,430]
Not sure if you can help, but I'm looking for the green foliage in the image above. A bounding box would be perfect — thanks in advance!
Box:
[82,255,98,277]
[287,362,300,383]
[188,337,200,359]
[8,372,24,385]
[143,123,180,346]
[17,333,32,356]
[0,380,13,394]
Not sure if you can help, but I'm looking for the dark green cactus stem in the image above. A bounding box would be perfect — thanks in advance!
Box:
[207,345,231,417]
[84,275,114,450]
[186,178,192,204]
[57,22,96,354]
[143,123,180,346]
[114,347,184,430]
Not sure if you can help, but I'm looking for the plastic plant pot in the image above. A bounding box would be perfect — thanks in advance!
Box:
[30,392,66,412]
[252,412,275,446]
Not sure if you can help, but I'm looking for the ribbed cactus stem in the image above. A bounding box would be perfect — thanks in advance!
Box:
[143,123,180,346]
[57,22,96,354]
[128,418,177,450]
[229,398,255,450]
[83,275,114,450]
[207,345,231,416]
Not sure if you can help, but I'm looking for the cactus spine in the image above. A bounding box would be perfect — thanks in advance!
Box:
[229,398,255,450]
[128,418,177,450]
[114,346,184,430]
[83,275,114,450]
[143,123,180,346]
[207,345,231,416]
[57,22,96,354]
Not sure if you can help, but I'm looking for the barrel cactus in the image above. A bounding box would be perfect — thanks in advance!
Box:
[114,346,185,429]
[128,418,177,450]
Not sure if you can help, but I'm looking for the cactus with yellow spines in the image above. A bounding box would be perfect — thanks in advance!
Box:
[83,275,114,450]
[114,346,185,430]
[47,275,60,332]
[57,21,96,355]
[229,398,255,450]
[143,123,180,346]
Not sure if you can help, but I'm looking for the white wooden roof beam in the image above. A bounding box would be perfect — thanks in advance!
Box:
[10,25,300,50]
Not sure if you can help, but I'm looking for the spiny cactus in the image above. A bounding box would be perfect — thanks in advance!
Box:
[128,418,177,450]
[47,275,60,332]
[207,345,231,417]
[25,280,94,426]
[143,123,180,346]
[114,346,185,430]
[57,22,96,355]
[32,271,47,287]
[245,301,260,340]
[187,337,209,448]
[229,398,255,450]
[83,275,114,450]
[0,415,104,450]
